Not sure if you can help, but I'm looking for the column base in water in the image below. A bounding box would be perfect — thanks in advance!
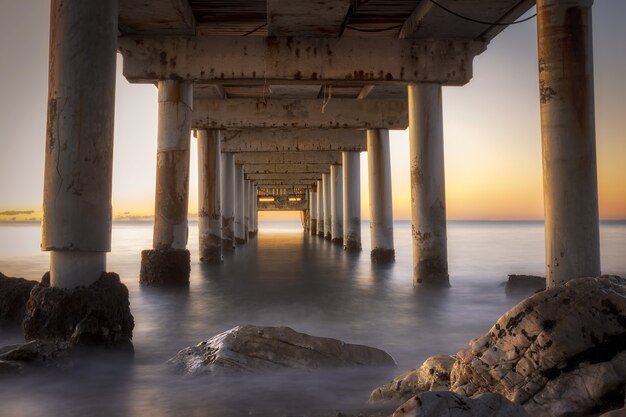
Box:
[414,258,450,286]
[344,236,362,252]
[248,231,257,239]
[318,231,325,238]
[235,238,246,245]
[199,236,223,264]
[331,237,343,246]
[325,233,332,241]
[371,248,395,263]
[140,249,190,285]
[310,222,317,236]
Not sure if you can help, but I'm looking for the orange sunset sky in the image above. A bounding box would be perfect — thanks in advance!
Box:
[0,2,624,222]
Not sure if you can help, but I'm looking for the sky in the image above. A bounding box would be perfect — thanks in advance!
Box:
[0,1,624,221]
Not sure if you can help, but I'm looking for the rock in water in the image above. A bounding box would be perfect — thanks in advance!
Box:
[0,272,39,325]
[369,355,455,404]
[0,339,72,376]
[389,392,529,417]
[23,272,134,348]
[504,274,546,294]
[451,275,626,417]
[167,325,396,375]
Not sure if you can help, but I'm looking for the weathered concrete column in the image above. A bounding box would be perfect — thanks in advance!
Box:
[316,180,324,237]
[367,129,395,262]
[310,186,318,236]
[247,181,256,238]
[330,164,343,245]
[244,180,250,240]
[408,83,449,286]
[197,129,222,263]
[538,0,600,287]
[253,184,259,234]
[221,153,235,250]
[323,173,332,240]
[42,0,117,289]
[234,164,246,244]
[342,152,361,251]
[140,79,193,285]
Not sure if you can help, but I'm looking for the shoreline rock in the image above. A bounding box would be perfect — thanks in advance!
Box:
[504,274,546,294]
[167,325,396,375]
[0,272,39,326]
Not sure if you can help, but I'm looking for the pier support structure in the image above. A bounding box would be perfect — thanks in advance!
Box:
[323,173,332,240]
[42,0,118,289]
[140,79,193,285]
[342,152,361,251]
[317,180,324,238]
[537,0,600,287]
[367,129,395,263]
[221,153,235,250]
[244,180,250,240]
[408,83,449,286]
[234,164,246,244]
[330,164,343,245]
[197,129,222,263]
[310,186,318,236]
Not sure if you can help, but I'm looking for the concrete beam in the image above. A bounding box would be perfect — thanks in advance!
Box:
[193,99,407,129]
[244,164,330,174]
[118,36,485,86]
[222,129,366,152]
[246,173,322,181]
[254,180,316,186]
[119,0,195,35]
[234,151,341,165]
[267,0,351,36]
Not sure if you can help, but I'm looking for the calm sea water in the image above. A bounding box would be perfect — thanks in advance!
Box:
[0,220,624,416]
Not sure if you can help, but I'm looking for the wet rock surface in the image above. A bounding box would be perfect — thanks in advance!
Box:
[369,355,455,404]
[0,339,72,376]
[23,272,134,348]
[0,272,39,325]
[140,249,190,285]
[167,325,396,375]
[504,274,546,294]
[389,391,529,417]
[451,275,626,417]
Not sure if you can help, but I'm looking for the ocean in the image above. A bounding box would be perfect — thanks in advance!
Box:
[0,220,624,416]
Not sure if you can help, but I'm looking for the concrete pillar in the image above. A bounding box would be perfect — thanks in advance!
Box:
[253,184,259,234]
[323,173,332,240]
[244,180,250,241]
[234,164,246,244]
[247,181,255,238]
[42,0,117,289]
[140,79,193,285]
[221,153,235,250]
[330,164,343,245]
[316,180,324,237]
[197,129,222,263]
[310,187,318,236]
[538,0,600,287]
[367,129,395,262]
[342,152,361,251]
[408,83,449,286]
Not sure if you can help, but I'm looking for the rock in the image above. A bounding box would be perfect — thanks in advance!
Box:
[504,274,546,294]
[0,272,39,325]
[140,249,190,285]
[451,275,626,417]
[22,272,134,348]
[0,339,72,375]
[167,325,396,375]
[370,355,455,404]
[601,406,626,417]
[389,392,529,417]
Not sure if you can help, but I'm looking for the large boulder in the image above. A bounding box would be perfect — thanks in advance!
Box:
[369,355,455,404]
[389,392,529,417]
[0,339,72,376]
[167,325,396,375]
[0,272,39,325]
[451,275,626,417]
[22,272,134,349]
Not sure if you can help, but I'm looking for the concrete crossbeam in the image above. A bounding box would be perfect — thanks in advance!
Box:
[193,99,407,129]
[254,180,316,186]
[118,36,485,86]
[221,129,366,152]
[267,0,350,36]
[246,173,322,181]
[244,164,331,174]
[234,151,342,165]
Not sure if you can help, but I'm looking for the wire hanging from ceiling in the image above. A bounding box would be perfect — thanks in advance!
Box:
[429,0,537,26]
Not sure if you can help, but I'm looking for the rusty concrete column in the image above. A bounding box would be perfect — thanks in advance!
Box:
[538,0,600,287]
[247,180,256,238]
[323,173,332,240]
[408,83,449,286]
[367,129,395,262]
[316,180,324,237]
[342,152,361,251]
[330,164,343,245]
[221,153,235,250]
[42,0,117,289]
[310,186,318,236]
[234,164,246,244]
[197,129,222,263]
[244,180,250,241]
[140,79,193,285]
[253,183,258,235]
